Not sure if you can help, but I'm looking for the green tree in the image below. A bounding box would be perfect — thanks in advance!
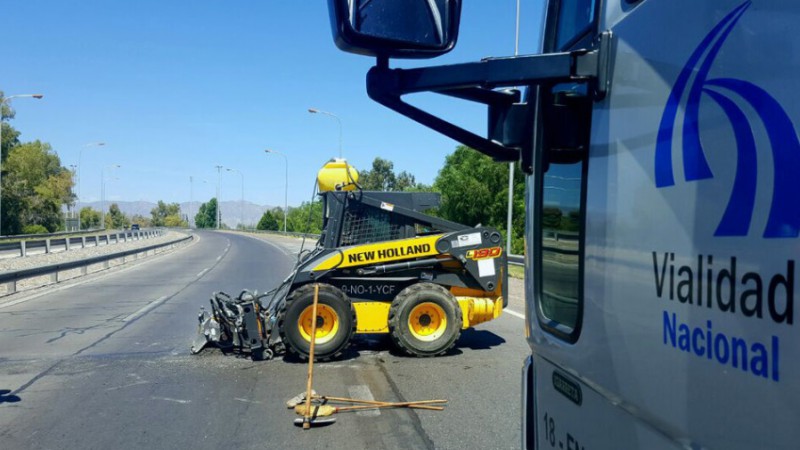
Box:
[107,203,130,229]
[286,201,323,234]
[164,214,188,227]
[256,208,281,231]
[22,224,48,235]
[434,145,525,253]
[194,198,218,229]
[80,207,101,229]
[1,91,22,163]
[394,171,416,191]
[359,157,397,191]
[151,200,181,226]
[3,141,75,234]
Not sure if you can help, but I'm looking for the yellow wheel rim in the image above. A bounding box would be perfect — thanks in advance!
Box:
[298,304,340,345]
[407,302,447,342]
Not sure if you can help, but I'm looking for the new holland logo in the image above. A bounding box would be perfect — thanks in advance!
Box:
[654,1,799,238]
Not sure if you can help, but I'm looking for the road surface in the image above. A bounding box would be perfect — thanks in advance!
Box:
[0,230,529,449]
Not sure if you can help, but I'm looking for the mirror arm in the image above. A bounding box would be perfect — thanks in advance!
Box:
[368,67,520,161]
[366,42,607,162]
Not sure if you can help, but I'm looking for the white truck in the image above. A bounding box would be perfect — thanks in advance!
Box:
[325,1,798,448]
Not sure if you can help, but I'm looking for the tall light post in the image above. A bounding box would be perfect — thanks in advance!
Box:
[77,142,106,229]
[0,93,44,235]
[506,0,521,254]
[69,164,78,226]
[308,108,343,158]
[215,165,223,230]
[264,149,288,233]
[226,167,244,229]
[100,164,120,229]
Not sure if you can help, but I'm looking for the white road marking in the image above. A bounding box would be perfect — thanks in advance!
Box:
[151,396,191,404]
[234,398,262,404]
[104,380,149,391]
[122,296,169,322]
[216,255,222,261]
[348,384,380,417]
[196,268,209,278]
[504,308,525,320]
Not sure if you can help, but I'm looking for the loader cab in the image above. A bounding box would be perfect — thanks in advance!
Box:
[315,158,462,250]
[318,190,461,249]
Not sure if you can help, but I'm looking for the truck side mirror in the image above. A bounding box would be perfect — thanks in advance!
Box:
[328,0,462,59]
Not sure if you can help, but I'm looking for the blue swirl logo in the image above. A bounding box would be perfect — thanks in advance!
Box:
[654,1,799,238]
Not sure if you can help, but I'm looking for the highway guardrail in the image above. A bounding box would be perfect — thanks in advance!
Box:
[0,229,165,258]
[0,233,193,295]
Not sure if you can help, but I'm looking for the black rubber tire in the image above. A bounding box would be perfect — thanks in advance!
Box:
[388,283,462,357]
[278,283,356,361]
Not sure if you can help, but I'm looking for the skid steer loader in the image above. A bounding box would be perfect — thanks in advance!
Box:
[191,159,507,361]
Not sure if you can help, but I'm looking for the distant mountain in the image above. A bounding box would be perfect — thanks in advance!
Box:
[81,200,276,228]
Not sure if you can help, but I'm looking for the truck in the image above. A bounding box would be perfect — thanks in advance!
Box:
[324,0,798,448]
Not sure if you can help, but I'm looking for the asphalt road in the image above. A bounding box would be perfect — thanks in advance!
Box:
[0,230,530,450]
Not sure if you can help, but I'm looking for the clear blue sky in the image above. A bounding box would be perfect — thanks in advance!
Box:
[4,1,544,208]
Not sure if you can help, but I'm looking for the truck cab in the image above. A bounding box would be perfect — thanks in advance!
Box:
[325,1,799,448]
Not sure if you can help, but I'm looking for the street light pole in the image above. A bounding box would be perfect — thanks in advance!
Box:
[226,167,244,229]
[0,93,44,235]
[100,164,120,229]
[506,0,521,254]
[308,108,343,158]
[264,149,288,233]
[215,165,223,230]
[77,142,106,229]
[189,176,194,228]
[69,164,78,226]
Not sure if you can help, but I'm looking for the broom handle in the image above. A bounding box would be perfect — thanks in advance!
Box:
[335,402,445,412]
[318,396,447,407]
[302,284,320,430]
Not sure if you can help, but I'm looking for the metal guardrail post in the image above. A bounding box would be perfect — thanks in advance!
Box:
[6,280,16,294]
[45,239,51,254]
[65,238,71,251]
[20,241,26,257]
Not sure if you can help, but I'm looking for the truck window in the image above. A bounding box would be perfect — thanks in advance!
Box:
[552,0,597,51]
[537,157,585,341]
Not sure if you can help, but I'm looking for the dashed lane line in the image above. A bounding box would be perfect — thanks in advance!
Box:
[122,296,169,322]
[504,308,525,320]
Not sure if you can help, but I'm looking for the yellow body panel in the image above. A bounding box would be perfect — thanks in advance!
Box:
[312,234,443,271]
[352,301,391,333]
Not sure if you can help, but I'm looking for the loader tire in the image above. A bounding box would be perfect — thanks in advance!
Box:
[388,283,462,357]
[278,283,355,361]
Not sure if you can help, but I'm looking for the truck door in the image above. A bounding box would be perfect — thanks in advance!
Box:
[524,1,800,449]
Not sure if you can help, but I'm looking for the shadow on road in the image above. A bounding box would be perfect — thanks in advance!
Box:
[453,329,506,351]
[0,389,22,404]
